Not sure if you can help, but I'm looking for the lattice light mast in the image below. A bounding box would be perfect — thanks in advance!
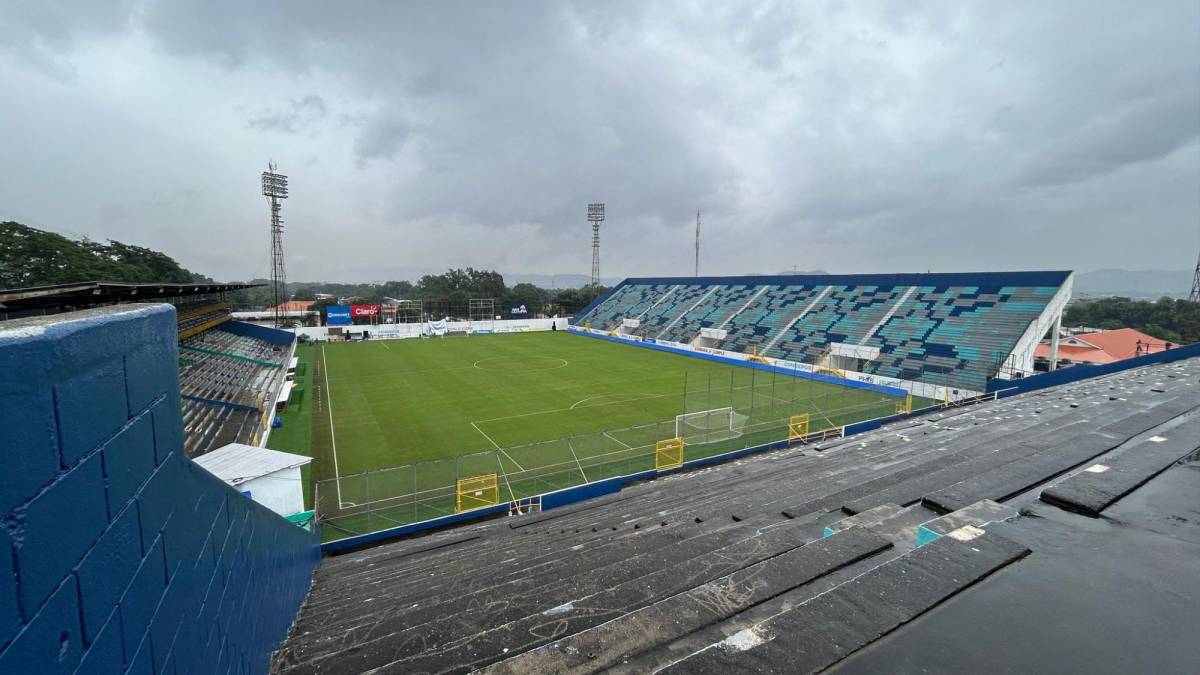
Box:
[1191,248,1200,303]
[588,203,605,287]
[261,163,289,328]
[695,211,701,277]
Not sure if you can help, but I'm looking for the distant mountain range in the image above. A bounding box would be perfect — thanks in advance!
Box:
[503,273,623,288]
[1073,269,1193,299]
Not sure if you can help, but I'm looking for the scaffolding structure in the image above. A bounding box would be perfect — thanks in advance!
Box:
[469,298,495,333]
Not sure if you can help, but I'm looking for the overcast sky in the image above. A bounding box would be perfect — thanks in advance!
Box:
[2,1,1198,284]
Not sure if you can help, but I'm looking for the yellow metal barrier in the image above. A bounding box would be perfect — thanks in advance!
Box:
[456,474,500,513]
[896,394,913,415]
[746,345,771,364]
[655,437,685,471]
[788,414,811,441]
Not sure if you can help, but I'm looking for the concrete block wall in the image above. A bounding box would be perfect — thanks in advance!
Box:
[0,305,319,674]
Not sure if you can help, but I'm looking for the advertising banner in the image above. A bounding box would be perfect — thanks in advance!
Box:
[326,305,352,326]
[510,302,529,318]
[352,304,381,318]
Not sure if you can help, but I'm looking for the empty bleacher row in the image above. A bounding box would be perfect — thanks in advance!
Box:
[177,325,292,457]
[575,272,1069,391]
[181,399,261,456]
[273,356,1198,674]
[176,301,232,338]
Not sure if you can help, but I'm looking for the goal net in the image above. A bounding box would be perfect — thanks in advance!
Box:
[675,407,748,445]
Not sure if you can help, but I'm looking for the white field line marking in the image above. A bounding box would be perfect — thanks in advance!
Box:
[321,345,345,508]
[473,356,568,371]
[569,392,662,410]
[380,341,391,350]
[603,430,633,449]
[566,438,590,482]
[471,421,503,449]
[469,421,527,472]
[499,449,525,472]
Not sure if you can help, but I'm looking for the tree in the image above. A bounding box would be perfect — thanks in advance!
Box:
[0,221,207,288]
[1064,296,1199,344]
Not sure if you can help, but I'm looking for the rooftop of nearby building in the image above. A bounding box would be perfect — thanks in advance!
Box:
[193,443,312,486]
[1037,327,1172,364]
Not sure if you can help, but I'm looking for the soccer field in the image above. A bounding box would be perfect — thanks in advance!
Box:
[270,331,919,540]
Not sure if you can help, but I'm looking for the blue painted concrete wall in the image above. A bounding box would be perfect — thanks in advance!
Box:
[0,305,318,674]
[988,341,1200,397]
[220,320,296,347]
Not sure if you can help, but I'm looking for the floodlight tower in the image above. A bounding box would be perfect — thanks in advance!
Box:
[694,211,701,277]
[261,162,289,328]
[588,203,605,287]
[1190,250,1200,303]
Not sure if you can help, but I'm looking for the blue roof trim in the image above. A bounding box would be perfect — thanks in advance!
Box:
[617,270,1072,289]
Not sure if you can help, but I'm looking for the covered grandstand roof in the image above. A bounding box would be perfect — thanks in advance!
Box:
[0,280,261,312]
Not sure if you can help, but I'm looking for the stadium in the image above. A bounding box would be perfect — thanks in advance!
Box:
[2,265,1198,674]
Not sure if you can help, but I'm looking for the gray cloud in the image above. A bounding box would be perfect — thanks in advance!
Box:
[0,0,1197,283]
[246,94,328,133]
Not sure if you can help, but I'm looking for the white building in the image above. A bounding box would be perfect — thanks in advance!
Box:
[193,443,313,517]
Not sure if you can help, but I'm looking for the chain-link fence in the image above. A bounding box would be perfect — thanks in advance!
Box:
[313,362,927,543]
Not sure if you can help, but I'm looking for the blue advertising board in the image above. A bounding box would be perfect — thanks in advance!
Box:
[510,302,529,318]
[326,305,352,326]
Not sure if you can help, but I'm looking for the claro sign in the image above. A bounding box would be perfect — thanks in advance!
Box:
[352,304,382,317]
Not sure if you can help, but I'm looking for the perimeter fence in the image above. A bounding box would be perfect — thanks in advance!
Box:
[314,362,927,543]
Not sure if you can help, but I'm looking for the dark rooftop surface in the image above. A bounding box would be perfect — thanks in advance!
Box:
[0,280,260,312]
[273,357,1199,674]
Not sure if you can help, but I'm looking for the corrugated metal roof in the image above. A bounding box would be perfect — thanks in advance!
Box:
[193,443,312,485]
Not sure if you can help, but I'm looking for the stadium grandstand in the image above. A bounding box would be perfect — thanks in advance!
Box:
[572,271,1073,397]
[0,281,297,457]
[1,276,1198,674]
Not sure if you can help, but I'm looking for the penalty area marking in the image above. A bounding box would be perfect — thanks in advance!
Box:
[471,421,526,471]
[569,392,666,409]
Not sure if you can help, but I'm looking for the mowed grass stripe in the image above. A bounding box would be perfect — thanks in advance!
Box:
[275,332,910,482]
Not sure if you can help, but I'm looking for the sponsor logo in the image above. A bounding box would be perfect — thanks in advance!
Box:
[326,305,352,326]
[510,302,529,318]
[352,304,381,317]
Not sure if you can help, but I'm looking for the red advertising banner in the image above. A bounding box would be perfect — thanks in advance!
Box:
[351,304,381,317]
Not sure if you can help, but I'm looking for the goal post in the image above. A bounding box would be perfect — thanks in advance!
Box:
[675,406,746,446]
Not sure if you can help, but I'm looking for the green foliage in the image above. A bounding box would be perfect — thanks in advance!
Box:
[0,220,209,288]
[1065,296,1199,344]
[229,267,609,316]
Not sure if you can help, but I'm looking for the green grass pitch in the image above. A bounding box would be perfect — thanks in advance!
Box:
[268,331,922,539]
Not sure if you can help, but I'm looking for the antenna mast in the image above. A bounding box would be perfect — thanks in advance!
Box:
[261,162,289,328]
